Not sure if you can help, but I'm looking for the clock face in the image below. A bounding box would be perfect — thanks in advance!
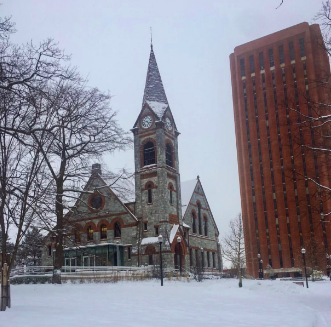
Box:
[165,117,172,130]
[142,115,152,129]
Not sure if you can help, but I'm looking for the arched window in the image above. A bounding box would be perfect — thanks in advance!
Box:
[147,183,152,204]
[166,143,173,167]
[204,216,208,237]
[74,230,81,243]
[87,226,94,241]
[169,185,173,204]
[144,141,156,166]
[100,224,107,239]
[198,202,202,235]
[192,212,197,234]
[114,221,121,238]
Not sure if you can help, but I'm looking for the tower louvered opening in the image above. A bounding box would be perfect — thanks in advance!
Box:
[166,143,173,167]
[144,141,156,166]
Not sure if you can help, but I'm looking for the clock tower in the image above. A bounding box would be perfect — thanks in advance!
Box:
[131,44,182,240]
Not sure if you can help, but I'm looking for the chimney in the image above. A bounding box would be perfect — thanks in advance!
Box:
[91,163,102,176]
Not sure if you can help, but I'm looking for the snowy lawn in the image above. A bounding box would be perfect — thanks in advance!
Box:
[1,278,331,327]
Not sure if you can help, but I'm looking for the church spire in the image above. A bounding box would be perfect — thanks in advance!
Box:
[142,46,168,107]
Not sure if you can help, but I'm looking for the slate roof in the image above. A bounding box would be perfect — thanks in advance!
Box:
[181,179,197,209]
[142,46,169,119]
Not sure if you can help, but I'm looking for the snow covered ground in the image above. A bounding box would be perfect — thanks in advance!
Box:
[1,278,331,327]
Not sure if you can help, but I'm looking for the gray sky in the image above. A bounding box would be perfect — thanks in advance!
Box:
[1,0,324,254]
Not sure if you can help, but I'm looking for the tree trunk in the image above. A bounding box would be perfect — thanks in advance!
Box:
[1,262,9,311]
[53,179,64,284]
[238,267,242,288]
[238,249,242,288]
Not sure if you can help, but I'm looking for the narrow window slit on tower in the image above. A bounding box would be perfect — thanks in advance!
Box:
[147,183,152,204]
[170,185,173,204]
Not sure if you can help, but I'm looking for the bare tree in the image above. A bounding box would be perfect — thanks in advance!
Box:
[315,1,331,57]
[5,77,132,283]
[293,235,326,275]
[276,1,284,10]
[0,86,51,310]
[221,214,246,287]
[0,10,132,288]
[0,14,15,39]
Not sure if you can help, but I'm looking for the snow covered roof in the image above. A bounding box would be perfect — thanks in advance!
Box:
[146,100,169,119]
[181,179,197,209]
[141,237,159,245]
[169,224,179,244]
[64,242,132,250]
[142,46,168,107]
[76,172,138,222]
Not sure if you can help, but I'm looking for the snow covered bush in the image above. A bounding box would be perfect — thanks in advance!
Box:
[312,270,323,281]
[10,275,52,285]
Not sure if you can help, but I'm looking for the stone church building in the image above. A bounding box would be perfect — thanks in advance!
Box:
[42,45,221,272]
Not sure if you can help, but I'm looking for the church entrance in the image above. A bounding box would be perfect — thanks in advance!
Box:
[174,243,184,271]
[145,245,156,266]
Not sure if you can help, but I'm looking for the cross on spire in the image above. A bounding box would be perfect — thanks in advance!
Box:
[150,27,153,49]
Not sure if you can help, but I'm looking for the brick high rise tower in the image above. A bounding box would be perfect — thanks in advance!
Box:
[230,23,331,278]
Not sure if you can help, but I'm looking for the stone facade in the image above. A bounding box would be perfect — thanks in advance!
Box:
[42,45,221,273]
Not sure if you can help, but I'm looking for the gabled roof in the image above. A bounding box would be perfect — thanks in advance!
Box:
[181,179,197,209]
[181,178,219,236]
[198,179,219,236]
[146,101,168,120]
[68,172,138,222]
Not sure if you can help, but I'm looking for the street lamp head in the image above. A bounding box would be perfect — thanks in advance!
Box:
[260,260,263,263]
[257,253,260,259]
[177,236,181,243]
[200,247,204,253]
[301,248,306,254]
[158,234,163,244]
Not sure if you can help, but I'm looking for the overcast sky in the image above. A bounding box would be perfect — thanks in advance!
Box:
[1,0,324,254]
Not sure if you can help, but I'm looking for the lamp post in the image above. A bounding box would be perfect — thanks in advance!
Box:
[260,259,263,279]
[257,253,261,279]
[158,235,163,286]
[302,248,309,288]
[177,236,182,275]
[200,247,204,270]
[326,253,331,281]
